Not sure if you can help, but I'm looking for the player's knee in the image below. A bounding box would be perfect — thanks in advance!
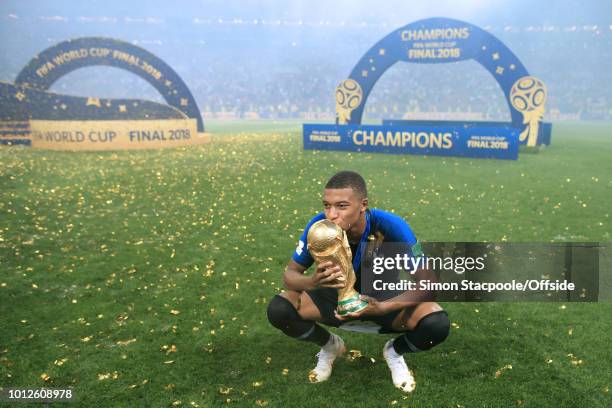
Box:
[421,311,450,348]
[266,294,300,330]
[402,311,450,351]
[267,294,319,339]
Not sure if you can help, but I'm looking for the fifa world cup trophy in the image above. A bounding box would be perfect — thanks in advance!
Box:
[307,219,369,316]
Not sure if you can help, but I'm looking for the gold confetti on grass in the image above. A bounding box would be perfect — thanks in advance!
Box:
[160,344,177,354]
[7,132,609,404]
[265,356,271,364]
[98,371,119,380]
[494,364,513,378]
[255,400,268,407]
[282,368,289,375]
[115,313,129,325]
[40,373,50,381]
[567,353,584,366]
[252,381,263,388]
[81,336,92,342]
[218,387,232,395]
[451,322,460,329]
[347,349,362,361]
[170,310,180,315]
[117,338,137,346]
[53,358,68,366]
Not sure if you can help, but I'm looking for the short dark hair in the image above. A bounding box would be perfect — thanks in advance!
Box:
[325,171,367,198]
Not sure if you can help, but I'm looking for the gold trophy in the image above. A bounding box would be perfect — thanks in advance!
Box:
[307,219,369,316]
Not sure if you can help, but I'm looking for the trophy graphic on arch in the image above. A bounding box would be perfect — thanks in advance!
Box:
[510,76,547,147]
[335,79,363,125]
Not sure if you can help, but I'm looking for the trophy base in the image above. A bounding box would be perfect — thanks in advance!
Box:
[337,295,369,316]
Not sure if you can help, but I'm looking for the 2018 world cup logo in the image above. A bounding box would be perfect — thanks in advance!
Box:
[335,79,363,124]
[510,76,547,147]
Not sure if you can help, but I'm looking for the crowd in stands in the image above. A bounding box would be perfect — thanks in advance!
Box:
[1,15,610,121]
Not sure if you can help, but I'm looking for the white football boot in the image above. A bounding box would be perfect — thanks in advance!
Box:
[383,339,416,393]
[308,333,346,383]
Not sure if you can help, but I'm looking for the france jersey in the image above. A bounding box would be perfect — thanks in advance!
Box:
[292,208,422,273]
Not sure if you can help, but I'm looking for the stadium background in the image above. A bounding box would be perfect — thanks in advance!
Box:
[1,0,611,407]
[1,0,610,122]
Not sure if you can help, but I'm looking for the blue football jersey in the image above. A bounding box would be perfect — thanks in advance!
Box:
[292,208,421,270]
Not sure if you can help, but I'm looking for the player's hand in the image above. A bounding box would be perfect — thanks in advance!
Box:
[310,261,346,289]
[334,295,387,320]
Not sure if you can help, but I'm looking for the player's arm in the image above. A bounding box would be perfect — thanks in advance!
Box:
[283,259,345,292]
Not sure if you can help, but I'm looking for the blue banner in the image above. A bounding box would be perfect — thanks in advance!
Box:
[384,119,552,146]
[303,124,519,160]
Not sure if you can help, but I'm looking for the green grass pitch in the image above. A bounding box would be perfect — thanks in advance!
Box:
[1,121,611,407]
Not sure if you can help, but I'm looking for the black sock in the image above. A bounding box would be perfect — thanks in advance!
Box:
[299,323,332,347]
